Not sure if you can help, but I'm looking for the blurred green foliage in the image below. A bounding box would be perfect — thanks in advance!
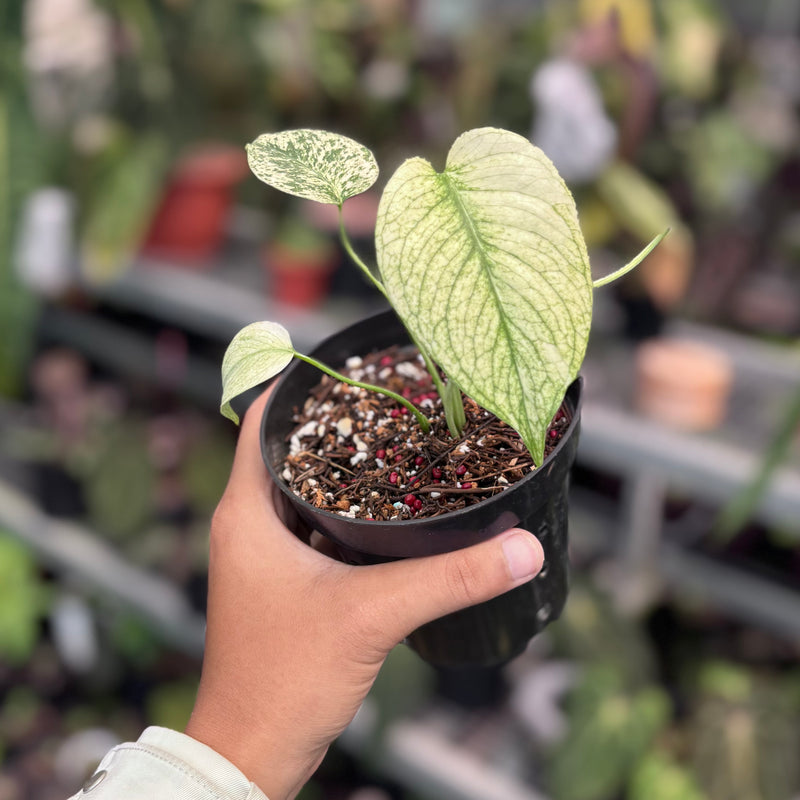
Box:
[0,534,49,665]
[0,4,40,397]
[690,661,800,800]
[547,664,671,800]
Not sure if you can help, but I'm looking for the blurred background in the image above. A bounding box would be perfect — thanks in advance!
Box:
[2,0,800,798]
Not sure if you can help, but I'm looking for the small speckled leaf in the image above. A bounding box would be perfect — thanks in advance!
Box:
[376,127,592,464]
[220,322,294,424]
[246,129,379,205]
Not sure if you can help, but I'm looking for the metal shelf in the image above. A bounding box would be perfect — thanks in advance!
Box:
[92,254,385,353]
[579,400,800,535]
[381,717,549,800]
[0,477,206,657]
[576,320,800,622]
[40,304,222,407]
[659,542,800,641]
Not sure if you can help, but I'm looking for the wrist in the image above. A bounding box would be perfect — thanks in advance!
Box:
[185,706,325,800]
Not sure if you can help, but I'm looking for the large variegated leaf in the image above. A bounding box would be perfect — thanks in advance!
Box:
[221,321,294,424]
[376,127,592,464]
[246,129,378,205]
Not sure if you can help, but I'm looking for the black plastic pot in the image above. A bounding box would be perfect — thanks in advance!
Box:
[261,310,582,668]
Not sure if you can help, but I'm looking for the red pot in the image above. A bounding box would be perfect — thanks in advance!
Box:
[264,241,338,308]
[142,145,248,263]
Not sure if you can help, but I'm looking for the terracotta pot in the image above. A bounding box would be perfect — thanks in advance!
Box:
[261,310,583,668]
[142,145,248,262]
[634,338,734,431]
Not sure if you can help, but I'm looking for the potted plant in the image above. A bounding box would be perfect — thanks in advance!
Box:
[264,215,339,308]
[219,128,665,667]
[141,144,249,263]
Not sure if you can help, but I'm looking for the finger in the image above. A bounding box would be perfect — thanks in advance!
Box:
[348,529,545,651]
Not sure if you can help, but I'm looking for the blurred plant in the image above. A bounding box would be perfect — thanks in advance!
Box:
[0,534,50,665]
[628,751,708,800]
[180,420,235,517]
[0,686,48,753]
[657,0,726,101]
[689,661,800,800]
[715,381,800,539]
[0,2,41,397]
[680,111,777,220]
[594,162,694,312]
[82,421,155,541]
[268,215,337,268]
[548,581,658,688]
[546,663,671,800]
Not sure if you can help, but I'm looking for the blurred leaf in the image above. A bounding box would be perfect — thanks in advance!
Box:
[0,534,49,665]
[84,423,155,540]
[579,0,656,59]
[547,664,671,800]
[111,614,162,668]
[658,0,725,100]
[628,752,708,800]
[549,581,658,688]
[715,384,800,539]
[0,12,41,397]
[81,133,169,283]
[681,111,774,217]
[181,426,235,516]
[691,662,800,800]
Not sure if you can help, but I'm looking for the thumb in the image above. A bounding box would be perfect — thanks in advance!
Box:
[350,529,545,651]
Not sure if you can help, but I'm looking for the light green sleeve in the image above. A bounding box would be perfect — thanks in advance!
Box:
[68,727,269,800]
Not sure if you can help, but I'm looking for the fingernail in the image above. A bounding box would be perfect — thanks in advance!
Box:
[502,532,544,581]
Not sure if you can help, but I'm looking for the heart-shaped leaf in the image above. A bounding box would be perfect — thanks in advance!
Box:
[376,127,592,464]
[246,129,379,205]
[220,321,295,424]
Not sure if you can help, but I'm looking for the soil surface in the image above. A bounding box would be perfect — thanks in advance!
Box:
[280,345,570,521]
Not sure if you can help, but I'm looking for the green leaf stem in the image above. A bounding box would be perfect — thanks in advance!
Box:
[592,229,670,288]
[376,127,592,464]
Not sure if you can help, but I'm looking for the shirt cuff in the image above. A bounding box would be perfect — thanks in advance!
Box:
[70,726,269,800]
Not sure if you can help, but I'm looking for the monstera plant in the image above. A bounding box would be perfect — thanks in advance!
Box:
[221,127,662,465]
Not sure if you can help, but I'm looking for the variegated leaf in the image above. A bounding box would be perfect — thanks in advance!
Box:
[220,321,295,424]
[376,127,592,464]
[246,129,378,205]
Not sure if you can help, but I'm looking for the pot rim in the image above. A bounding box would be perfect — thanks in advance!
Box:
[261,313,583,530]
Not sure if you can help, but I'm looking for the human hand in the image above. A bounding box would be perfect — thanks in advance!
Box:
[185,387,545,800]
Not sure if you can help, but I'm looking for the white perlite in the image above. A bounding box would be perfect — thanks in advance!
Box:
[336,417,353,437]
[296,420,318,438]
[350,451,367,466]
[396,361,424,381]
